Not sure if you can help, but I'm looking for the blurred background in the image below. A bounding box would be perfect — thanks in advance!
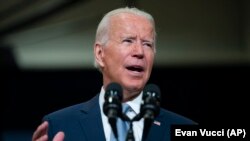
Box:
[1,0,249,140]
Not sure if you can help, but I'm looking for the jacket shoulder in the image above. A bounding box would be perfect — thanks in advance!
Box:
[43,95,99,121]
[160,108,197,125]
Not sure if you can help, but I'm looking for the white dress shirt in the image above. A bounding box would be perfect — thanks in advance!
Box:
[99,87,144,141]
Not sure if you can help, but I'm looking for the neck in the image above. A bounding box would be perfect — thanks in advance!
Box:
[122,90,140,102]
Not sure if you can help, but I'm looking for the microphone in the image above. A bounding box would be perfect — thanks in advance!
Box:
[103,82,123,140]
[140,83,161,141]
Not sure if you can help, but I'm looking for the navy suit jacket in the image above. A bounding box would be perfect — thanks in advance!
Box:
[44,95,196,141]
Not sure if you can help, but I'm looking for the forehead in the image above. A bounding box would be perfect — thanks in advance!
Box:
[111,13,152,26]
[109,13,154,36]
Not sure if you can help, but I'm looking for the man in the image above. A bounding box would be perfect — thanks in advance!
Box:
[32,7,196,141]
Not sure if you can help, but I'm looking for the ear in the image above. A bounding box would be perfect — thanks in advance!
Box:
[94,43,105,68]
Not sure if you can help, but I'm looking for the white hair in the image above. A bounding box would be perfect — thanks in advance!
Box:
[94,7,157,69]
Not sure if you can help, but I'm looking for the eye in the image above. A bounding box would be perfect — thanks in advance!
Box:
[143,42,153,48]
[123,39,133,43]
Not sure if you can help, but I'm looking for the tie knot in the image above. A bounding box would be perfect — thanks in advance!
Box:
[122,103,135,119]
[122,103,131,113]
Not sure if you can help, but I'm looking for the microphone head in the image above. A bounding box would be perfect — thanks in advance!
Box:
[140,83,161,120]
[105,82,123,101]
[143,83,161,102]
[103,82,123,139]
[103,82,123,118]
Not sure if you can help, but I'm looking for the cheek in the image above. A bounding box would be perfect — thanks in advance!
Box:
[145,54,155,77]
[146,53,155,67]
[104,48,126,69]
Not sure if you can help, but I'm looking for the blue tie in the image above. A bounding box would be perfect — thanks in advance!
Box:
[110,104,131,141]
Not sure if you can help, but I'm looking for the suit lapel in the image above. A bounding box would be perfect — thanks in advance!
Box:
[145,110,169,141]
[79,95,106,141]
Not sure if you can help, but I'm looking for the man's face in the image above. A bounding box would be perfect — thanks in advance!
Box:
[96,13,155,100]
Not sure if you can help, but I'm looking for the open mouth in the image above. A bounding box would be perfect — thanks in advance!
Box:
[126,65,144,72]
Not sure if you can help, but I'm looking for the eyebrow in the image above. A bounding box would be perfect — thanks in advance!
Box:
[142,38,153,42]
[121,35,136,39]
[121,35,154,42]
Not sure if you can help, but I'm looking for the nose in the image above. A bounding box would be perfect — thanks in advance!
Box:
[132,42,144,59]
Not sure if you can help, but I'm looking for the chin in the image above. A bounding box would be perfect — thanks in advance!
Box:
[122,77,146,89]
[126,83,144,92]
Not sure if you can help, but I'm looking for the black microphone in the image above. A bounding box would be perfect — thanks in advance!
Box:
[103,82,123,140]
[140,83,161,141]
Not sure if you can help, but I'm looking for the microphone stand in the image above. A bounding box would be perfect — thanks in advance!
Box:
[141,118,153,141]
